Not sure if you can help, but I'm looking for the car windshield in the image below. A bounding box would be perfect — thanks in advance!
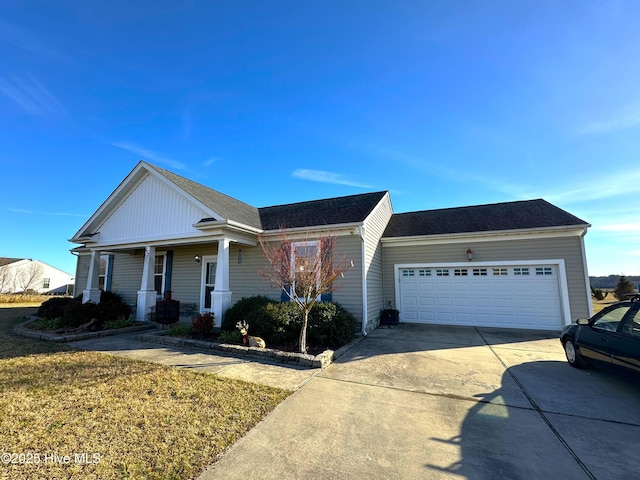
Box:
[593,305,631,332]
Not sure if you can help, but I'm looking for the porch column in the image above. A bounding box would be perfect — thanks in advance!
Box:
[136,246,157,321]
[211,238,232,323]
[82,250,102,304]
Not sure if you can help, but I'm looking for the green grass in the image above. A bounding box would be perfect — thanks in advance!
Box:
[0,305,291,480]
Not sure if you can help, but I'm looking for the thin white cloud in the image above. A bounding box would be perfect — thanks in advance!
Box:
[292,169,372,188]
[578,103,640,135]
[0,77,67,118]
[110,142,186,170]
[0,19,70,64]
[203,158,218,167]
[599,223,640,232]
[544,169,640,203]
[7,208,86,217]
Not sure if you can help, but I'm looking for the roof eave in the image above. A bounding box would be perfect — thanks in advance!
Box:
[381,224,590,246]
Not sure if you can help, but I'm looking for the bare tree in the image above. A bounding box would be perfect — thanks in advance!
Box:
[0,258,12,293]
[17,261,45,293]
[258,231,353,353]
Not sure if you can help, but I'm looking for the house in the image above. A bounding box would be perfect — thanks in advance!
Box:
[70,161,592,333]
[0,258,74,295]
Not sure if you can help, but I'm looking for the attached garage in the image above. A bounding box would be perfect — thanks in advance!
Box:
[396,262,567,330]
[381,199,593,331]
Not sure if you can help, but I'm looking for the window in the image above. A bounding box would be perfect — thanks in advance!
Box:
[292,241,320,298]
[402,269,415,277]
[419,269,431,276]
[473,268,487,276]
[154,254,166,296]
[436,269,449,276]
[42,278,50,289]
[514,267,530,276]
[594,305,631,332]
[493,268,508,276]
[98,255,110,290]
[625,309,640,337]
[454,268,468,276]
[536,267,553,276]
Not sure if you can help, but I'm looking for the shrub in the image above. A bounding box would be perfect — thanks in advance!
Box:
[37,296,74,320]
[104,317,134,330]
[222,296,275,332]
[224,297,356,349]
[218,329,242,345]
[192,312,215,335]
[39,291,132,329]
[61,301,101,328]
[308,302,356,349]
[591,286,607,301]
[166,325,196,337]
[97,291,132,322]
[29,317,64,331]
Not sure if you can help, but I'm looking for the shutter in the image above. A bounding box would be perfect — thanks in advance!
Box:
[105,254,114,292]
[281,285,291,302]
[320,292,332,302]
[164,250,173,294]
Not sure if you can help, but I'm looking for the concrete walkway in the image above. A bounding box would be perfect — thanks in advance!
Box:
[69,332,321,391]
[199,324,640,480]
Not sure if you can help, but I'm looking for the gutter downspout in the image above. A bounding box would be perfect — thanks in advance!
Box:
[579,227,593,317]
[360,225,368,336]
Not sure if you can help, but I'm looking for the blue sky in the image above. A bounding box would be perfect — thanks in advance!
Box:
[1,1,639,278]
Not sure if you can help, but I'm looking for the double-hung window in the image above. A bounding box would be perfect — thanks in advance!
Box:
[291,241,320,299]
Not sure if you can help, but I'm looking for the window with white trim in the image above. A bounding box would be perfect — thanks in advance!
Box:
[473,268,487,276]
[536,267,553,276]
[492,268,508,276]
[154,254,166,296]
[42,278,50,289]
[402,269,415,277]
[454,268,468,276]
[419,269,431,276]
[436,269,449,276]
[292,241,320,298]
[514,267,530,276]
[98,255,110,290]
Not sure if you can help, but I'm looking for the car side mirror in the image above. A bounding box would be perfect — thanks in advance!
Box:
[576,318,590,326]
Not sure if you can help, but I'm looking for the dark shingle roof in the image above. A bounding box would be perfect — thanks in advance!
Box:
[259,191,388,230]
[383,199,589,237]
[147,163,263,229]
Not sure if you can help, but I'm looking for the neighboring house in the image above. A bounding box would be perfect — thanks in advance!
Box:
[70,161,592,333]
[0,258,74,295]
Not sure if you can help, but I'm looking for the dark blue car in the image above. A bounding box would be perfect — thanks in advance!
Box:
[561,296,640,374]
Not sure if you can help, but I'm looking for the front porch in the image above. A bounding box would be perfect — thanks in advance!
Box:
[80,237,250,324]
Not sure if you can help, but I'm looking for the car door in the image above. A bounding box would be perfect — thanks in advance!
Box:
[610,305,640,374]
[576,304,632,366]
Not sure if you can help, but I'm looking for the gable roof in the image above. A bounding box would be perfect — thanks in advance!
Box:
[258,191,388,230]
[383,199,589,238]
[146,163,263,229]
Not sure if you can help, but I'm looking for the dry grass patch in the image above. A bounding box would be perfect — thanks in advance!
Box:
[0,306,290,479]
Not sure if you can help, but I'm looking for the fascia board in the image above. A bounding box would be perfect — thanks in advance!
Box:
[260,222,363,239]
[381,225,589,247]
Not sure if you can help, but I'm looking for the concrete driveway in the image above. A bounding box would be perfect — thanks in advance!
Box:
[201,324,640,480]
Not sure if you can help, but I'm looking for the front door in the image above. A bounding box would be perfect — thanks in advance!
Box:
[200,256,217,312]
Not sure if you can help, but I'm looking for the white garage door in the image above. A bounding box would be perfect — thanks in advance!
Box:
[398,264,562,330]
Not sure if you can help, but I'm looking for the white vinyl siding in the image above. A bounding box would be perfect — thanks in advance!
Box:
[97,174,211,243]
[382,235,590,324]
[362,193,393,332]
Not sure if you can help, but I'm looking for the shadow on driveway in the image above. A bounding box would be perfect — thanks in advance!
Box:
[427,361,640,479]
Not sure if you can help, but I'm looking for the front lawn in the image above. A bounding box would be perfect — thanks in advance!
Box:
[0,306,290,480]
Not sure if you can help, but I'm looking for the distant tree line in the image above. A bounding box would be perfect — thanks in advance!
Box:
[590,275,640,289]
